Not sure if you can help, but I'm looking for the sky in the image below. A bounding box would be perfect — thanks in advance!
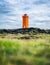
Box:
[0,0,50,29]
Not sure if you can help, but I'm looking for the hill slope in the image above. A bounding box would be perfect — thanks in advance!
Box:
[0,27,50,34]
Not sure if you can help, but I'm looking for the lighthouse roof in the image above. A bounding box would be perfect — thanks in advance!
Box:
[24,14,27,16]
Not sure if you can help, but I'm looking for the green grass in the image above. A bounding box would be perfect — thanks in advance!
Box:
[0,34,50,65]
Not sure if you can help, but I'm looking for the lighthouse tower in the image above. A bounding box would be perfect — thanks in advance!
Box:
[22,14,29,28]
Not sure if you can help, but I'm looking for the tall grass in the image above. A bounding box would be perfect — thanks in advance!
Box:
[0,34,50,65]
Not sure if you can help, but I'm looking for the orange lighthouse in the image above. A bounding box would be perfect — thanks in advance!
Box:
[22,14,29,28]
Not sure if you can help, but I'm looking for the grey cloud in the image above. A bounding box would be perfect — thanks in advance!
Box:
[33,0,50,5]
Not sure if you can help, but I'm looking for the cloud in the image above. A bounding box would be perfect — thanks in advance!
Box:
[5,0,17,4]
[0,0,50,29]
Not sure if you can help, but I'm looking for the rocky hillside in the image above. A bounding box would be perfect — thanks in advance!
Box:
[0,27,50,34]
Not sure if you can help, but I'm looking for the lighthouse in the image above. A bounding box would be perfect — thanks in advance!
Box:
[22,14,29,28]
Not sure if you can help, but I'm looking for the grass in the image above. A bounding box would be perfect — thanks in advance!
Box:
[0,34,50,65]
